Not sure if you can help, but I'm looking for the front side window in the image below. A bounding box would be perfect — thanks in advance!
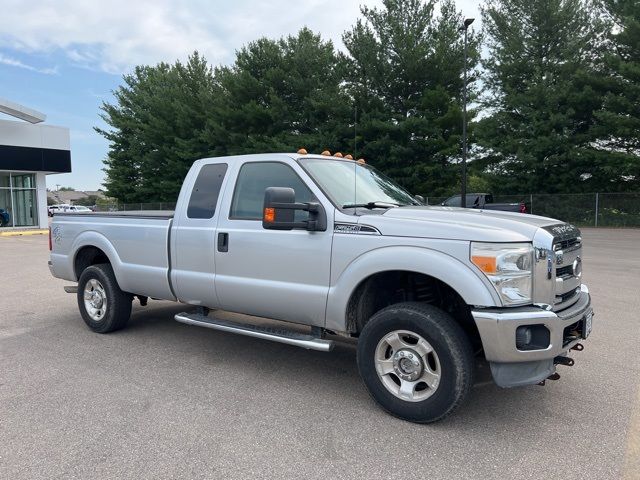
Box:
[230,162,314,220]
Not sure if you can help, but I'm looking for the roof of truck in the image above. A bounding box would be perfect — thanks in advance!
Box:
[195,152,363,164]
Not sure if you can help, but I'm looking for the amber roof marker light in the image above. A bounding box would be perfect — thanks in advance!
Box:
[334,152,343,158]
[345,154,353,160]
[297,148,308,155]
[321,150,331,156]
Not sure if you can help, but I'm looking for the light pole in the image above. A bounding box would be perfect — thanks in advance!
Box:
[459,17,474,208]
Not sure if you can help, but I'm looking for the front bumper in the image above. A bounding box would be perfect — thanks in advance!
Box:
[472,285,592,387]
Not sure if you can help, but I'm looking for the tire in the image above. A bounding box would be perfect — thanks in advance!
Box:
[77,264,132,333]
[357,302,474,423]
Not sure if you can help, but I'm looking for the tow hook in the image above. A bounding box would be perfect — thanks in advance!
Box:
[554,356,575,367]
[570,343,584,351]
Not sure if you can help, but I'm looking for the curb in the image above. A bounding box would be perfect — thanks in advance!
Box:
[0,229,48,237]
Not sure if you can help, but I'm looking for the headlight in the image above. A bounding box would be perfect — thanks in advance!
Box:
[471,242,533,306]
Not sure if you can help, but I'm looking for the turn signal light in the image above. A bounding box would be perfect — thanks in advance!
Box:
[264,207,275,223]
[471,255,497,274]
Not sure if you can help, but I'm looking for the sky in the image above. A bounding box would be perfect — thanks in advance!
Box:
[0,0,481,191]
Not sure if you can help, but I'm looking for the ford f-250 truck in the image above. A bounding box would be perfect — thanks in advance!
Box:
[49,152,593,423]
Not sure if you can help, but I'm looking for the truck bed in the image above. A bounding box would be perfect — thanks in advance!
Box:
[50,212,175,301]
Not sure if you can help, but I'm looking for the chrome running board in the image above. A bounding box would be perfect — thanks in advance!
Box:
[174,312,334,352]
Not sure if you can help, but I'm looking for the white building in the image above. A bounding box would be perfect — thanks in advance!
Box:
[0,98,71,229]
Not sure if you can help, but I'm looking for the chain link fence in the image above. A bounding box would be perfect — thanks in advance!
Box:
[95,202,176,212]
[424,193,640,227]
[97,193,640,227]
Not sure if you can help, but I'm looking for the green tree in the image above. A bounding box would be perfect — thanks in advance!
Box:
[342,0,481,196]
[592,0,640,190]
[208,28,351,155]
[477,0,614,194]
[97,52,219,202]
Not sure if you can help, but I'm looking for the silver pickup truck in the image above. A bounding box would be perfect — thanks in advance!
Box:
[49,152,593,423]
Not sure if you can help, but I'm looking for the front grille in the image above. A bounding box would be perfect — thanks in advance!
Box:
[555,237,581,251]
[557,289,579,303]
[545,224,582,312]
[556,265,573,277]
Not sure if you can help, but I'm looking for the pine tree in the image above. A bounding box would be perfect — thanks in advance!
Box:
[97,53,218,202]
[477,0,613,194]
[592,0,640,190]
[208,28,351,155]
[342,0,481,196]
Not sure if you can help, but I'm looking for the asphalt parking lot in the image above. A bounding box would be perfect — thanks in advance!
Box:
[1,229,639,479]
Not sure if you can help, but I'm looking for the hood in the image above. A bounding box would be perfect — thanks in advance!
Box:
[356,206,561,242]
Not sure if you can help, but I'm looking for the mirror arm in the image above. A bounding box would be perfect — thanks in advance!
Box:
[270,201,318,212]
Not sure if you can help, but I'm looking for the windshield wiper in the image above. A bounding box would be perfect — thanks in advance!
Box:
[342,201,402,209]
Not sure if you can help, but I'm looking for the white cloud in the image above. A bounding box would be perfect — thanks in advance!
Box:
[0,0,481,74]
[0,52,58,74]
[0,0,485,77]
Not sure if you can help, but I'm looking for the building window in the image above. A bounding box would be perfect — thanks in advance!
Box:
[0,172,37,228]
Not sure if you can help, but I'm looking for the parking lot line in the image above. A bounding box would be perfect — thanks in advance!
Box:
[0,229,48,237]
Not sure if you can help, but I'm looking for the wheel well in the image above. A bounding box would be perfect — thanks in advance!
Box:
[74,246,110,280]
[345,270,481,349]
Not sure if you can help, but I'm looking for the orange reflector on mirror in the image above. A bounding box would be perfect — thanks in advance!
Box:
[264,207,275,223]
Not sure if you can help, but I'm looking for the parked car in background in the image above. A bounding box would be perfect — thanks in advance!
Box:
[0,208,10,227]
[49,204,93,216]
[67,205,93,213]
[48,204,71,216]
[442,193,528,213]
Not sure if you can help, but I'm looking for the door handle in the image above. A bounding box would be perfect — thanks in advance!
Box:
[217,232,229,252]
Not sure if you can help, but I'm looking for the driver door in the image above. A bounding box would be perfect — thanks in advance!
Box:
[214,160,333,327]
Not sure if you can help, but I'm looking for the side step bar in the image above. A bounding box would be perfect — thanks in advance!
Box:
[175,312,334,352]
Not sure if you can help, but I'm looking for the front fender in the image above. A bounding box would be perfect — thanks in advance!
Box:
[325,245,500,332]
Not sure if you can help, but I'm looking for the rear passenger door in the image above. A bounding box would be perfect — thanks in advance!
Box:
[170,162,229,307]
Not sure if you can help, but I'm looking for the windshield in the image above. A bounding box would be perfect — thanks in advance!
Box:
[299,158,418,209]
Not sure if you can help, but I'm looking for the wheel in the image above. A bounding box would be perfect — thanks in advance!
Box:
[77,264,132,333]
[357,302,474,423]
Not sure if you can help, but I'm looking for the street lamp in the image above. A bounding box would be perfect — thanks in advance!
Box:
[459,17,474,208]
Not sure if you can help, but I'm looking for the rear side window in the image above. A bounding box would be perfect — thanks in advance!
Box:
[230,162,314,220]
[187,163,228,219]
